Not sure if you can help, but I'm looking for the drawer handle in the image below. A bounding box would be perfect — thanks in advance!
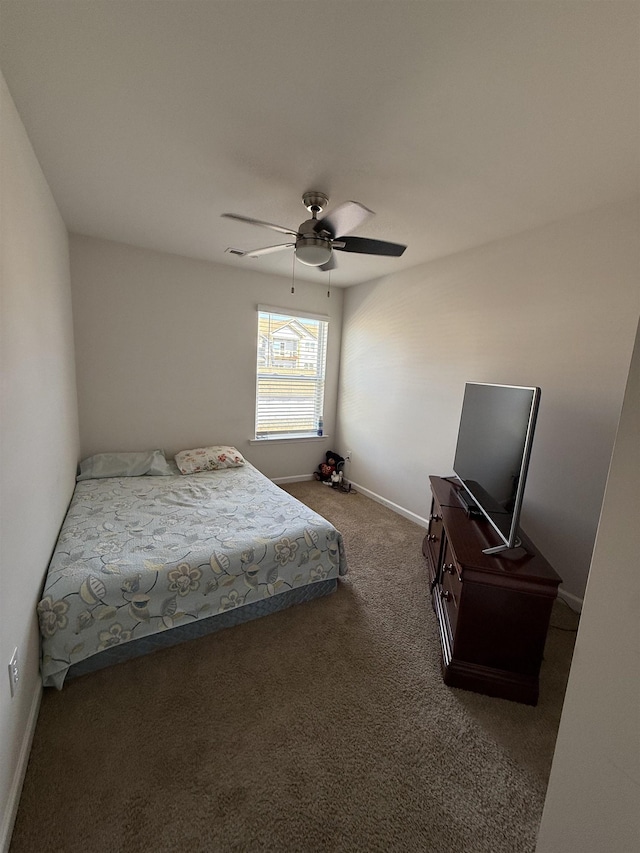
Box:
[429,514,442,522]
[441,589,452,602]
[427,534,437,542]
[442,563,455,574]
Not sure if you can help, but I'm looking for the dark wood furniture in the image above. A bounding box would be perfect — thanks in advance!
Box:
[423,476,562,705]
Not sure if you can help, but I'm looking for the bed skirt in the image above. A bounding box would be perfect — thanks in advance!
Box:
[66,578,337,681]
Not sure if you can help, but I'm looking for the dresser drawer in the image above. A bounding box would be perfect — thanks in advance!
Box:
[423,497,445,583]
[439,543,461,635]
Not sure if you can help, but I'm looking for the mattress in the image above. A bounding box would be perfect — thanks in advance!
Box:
[38,462,347,688]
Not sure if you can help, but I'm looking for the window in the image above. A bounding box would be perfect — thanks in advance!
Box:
[255,305,328,439]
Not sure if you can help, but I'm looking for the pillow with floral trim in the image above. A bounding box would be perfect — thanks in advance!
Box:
[174,445,245,474]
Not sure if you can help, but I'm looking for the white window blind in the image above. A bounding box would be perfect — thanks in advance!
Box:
[255,307,328,439]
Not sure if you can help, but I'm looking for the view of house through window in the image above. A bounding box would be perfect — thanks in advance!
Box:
[256,306,328,438]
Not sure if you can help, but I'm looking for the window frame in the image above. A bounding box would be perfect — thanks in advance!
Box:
[254,305,329,441]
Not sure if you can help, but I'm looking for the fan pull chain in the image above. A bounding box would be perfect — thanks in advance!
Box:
[327,269,331,299]
[291,252,296,294]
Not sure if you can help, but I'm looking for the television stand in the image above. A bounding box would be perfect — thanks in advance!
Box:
[423,476,562,705]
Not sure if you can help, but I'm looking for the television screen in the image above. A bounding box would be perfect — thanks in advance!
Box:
[453,383,540,551]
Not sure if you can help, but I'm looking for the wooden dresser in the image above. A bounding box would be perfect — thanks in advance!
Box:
[423,476,562,705]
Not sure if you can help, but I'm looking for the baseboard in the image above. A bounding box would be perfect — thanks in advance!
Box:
[557,588,584,613]
[272,474,314,485]
[275,475,429,527]
[1,680,42,853]
[348,481,429,529]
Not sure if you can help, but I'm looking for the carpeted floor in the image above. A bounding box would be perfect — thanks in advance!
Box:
[10,481,578,852]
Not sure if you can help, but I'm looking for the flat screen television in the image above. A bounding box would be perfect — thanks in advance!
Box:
[452,382,541,554]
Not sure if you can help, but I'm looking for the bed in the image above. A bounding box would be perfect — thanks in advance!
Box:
[38,457,347,688]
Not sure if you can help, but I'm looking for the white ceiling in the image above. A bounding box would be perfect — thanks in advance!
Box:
[1,1,638,286]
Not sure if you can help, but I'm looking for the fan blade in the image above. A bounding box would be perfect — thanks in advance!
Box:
[245,243,295,258]
[314,201,374,238]
[319,254,338,272]
[334,236,406,257]
[221,213,299,237]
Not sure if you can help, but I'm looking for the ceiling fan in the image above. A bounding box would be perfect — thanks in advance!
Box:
[222,191,406,271]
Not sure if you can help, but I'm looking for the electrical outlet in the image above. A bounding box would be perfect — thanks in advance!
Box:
[345,451,352,462]
[8,648,19,698]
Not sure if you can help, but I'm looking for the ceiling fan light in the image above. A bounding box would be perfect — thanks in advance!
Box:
[295,237,332,267]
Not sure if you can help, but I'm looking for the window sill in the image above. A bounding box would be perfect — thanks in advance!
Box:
[250,435,329,445]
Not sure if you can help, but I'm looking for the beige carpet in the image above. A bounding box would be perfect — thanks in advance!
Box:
[10,481,578,852]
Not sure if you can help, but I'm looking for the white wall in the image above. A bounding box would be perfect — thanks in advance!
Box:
[69,235,343,481]
[535,318,639,853]
[0,72,79,848]
[337,199,639,599]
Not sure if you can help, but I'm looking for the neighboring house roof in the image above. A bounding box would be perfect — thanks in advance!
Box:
[258,317,318,341]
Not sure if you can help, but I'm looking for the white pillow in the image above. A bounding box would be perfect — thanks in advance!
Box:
[174,445,245,474]
[77,450,173,481]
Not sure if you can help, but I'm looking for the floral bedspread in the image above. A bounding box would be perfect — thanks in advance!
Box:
[38,463,347,688]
